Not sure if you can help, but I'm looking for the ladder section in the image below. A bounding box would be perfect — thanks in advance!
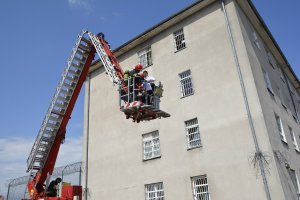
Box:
[26,30,92,174]
[88,32,121,84]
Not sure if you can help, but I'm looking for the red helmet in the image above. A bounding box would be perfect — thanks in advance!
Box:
[135,64,143,71]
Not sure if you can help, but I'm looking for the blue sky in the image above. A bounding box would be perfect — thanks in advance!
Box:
[0,0,299,196]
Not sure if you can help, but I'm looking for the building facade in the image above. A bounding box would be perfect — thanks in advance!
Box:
[82,0,300,199]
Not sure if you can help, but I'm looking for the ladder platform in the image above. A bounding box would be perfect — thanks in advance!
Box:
[120,101,170,123]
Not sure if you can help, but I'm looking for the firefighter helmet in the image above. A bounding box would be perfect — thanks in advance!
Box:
[135,64,143,71]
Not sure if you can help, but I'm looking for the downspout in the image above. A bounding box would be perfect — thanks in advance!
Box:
[220,1,272,199]
[84,75,91,200]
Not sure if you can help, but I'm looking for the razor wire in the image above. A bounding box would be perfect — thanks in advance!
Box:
[6,162,83,200]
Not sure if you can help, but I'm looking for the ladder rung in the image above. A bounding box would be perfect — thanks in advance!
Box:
[43,130,55,136]
[54,102,67,110]
[81,37,90,44]
[48,115,61,123]
[60,88,73,95]
[32,166,40,170]
[36,150,47,156]
[52,108,65,115]
[74,56,86,64]
[65,75,78,82]
[78,44,90,52]
[71,62,83,69]
[57,95,69,102]
[41,136,54,143]
[77,49,89,57]
[46,123,59,130]
[68,69,81,76]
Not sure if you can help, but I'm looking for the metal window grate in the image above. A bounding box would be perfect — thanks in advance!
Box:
[275,114,286,142]
[288,169,300,193]
[145,182,164,200]
[143,131,160,160]
[289,127,299,151]
[179,70,193,97]
[185,118,201,149]
[138,47,152,67]
[173,29,186,51]
[252,31,260,49]
[192,175,210,200]
[262,69,274,94]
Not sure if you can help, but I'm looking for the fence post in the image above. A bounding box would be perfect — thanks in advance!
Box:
[6,179,12,200]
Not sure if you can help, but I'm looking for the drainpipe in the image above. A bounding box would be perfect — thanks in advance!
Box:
[220,0,272,199]
[84,75,91,200]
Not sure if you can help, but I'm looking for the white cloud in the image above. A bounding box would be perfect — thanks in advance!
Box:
[0,136,82,196]
[67,0,93,14]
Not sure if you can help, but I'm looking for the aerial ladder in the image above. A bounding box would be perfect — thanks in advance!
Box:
[26,30,170,199]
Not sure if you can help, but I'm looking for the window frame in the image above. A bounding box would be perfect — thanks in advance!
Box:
[289,169,300,194]
[252,31,261,49]
[191,175,211,200]
[145,182,164,200]
[173,28,186,52]
[289,127,300,152]
[275,113,287,143]
[142,131,161,161]
[185,118,201,150]
[262,68,274,95]
[138,46,153,68]
[266,50,277,69]
[179,69,194,98]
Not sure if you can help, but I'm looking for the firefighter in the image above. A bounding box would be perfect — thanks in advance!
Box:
[46,178,62,197]
[128,64,143,101]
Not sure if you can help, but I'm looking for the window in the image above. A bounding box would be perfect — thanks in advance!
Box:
[279,67,286,82]
[173,28,186,51]
[145,182,164,200]
[138,47,152,68]
[179,70,194,97]
[266,50,277,68]
[191,175,210,200]
[262,69,274,95]
[275,113,287,142]
[289,127,299,151]
[143,131,160,160]
[185,118,201,149]
[288,169,300,193]
[277,86,288,109]
[252,31,260,49]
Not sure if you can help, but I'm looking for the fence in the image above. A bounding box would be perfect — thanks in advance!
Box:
[6,162,82,200]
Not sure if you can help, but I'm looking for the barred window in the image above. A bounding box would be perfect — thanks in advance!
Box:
[145,182,164,200]
[185,118,201,149]
[289,127,299,151]
[262,69,274,95]
[138,47,152,68]
[173,28,186,51]
[192,175,210,200]
[275,113,287,142]
[288,169,300,193]
[143,131,160,160]
[179,70,193,97]
[252,31,260,49]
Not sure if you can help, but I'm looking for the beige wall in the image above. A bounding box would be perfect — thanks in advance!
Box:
[82,1,300,199]
[236,2,300,199]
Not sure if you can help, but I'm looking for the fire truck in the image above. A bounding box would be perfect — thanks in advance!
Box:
[25,30,170,199]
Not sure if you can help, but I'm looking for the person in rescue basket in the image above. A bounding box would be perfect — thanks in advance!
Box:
[143,70,156,105]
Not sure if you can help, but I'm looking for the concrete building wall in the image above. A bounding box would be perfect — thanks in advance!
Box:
[82,0,300,199]
[235,2,300,199]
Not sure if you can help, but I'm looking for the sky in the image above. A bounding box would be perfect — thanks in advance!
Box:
[0,0,299,196]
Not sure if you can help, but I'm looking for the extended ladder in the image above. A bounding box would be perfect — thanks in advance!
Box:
[27,30,170,198]
[27,30,93,176]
